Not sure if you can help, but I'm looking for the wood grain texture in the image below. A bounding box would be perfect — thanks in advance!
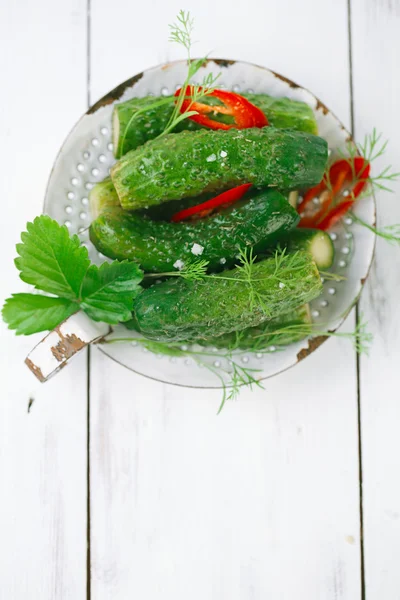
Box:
[89,1,362,599]
[0,1,88,598]
[351,0,400,596]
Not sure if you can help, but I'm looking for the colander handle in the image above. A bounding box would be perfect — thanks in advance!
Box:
[25,312,110,382]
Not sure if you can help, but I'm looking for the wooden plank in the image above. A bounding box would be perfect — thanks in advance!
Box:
[89,1,362,598]
[351,0,400,596]
[0,1,88,598]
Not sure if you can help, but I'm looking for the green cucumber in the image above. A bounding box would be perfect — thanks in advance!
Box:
[113,93,318,158]
[111,127,328,211]
[280,228,335,269]
[89,189,299,273]
[89,177,120,219]
[89,176,211,221]
[205,304,312,349]
[247,94,317,135]
[133,251,322,342]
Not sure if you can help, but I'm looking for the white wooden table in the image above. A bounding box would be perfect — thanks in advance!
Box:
[1,1,399,598]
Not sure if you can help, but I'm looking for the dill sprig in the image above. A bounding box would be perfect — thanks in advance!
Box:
[235,248,263,311]
[254,316,372,356]
[351,212,400,245]
[168,9,194,50]
[103,314,372,411]
[120,10,221,152]
[318,271,347,282]
[335,129,400,197]
[160,10,221,138]
[103,333,264,413]
[144,258,210,281]
[332,317,373,355]
[145,248,317,318]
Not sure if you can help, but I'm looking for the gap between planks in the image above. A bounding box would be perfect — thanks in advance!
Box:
[347,0,366,598]
[86,1,92,599]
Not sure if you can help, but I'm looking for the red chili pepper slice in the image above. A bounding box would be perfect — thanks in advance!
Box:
[175,86,268,130]
[298,156,371,230]
[171,183,253,223]
[316,199,355,231]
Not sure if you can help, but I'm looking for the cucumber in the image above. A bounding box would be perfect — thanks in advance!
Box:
[133,251,322,342]
[205,304,312,349]
[280,228,335,269]
[89,177,120,219]
[113,93,318,158]
[111,127,328,211]
[89,176,212,221]
[89,189,299,273]
[247,94,317,135]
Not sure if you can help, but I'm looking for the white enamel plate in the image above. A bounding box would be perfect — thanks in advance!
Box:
[43,60,375,388]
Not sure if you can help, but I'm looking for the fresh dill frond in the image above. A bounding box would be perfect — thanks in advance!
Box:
[144,258,210,281]
[168,9,195,52]
[159,11,222,138]
[358,128,388,163]
[351,212,400,245]
[102,333,264,413]
[179,259,210,280]
[103,313,372,412]
[338,129,400,195]
[318,271,347,282]
[235,248,261,311]
[217,361,263,414]
[331,316,373,356]
[120,11,222,149]
[325,130,399,215]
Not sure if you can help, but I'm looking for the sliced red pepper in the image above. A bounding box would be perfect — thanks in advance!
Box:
[298,189,333,228]
[298,156,371,229]
[175,86,268,130]
[171,183,252,223]
[316,199,355,231]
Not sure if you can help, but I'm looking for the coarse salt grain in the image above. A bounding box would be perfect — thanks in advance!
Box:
[206,153,216,162]
[173,259,185,270]
[191,243,204,256]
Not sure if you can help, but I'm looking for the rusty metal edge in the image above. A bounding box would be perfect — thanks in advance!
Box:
[43,58,377,388]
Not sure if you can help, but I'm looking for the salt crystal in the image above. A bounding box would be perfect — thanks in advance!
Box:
[206,153,216,162]
[173,259,185,270]
[191,243,204,256]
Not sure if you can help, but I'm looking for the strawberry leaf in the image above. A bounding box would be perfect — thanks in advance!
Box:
[2,294,78,335]
[80,260,143,324]
[15,216,90,300]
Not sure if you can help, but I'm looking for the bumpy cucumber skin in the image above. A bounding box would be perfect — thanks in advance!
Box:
[206,304,312,349]
[111,127,328,210]
[133,252,322,342]
[89,177,213,221]
[113,94,318,158]
[279,228,335,269]
[247,94,317,135]
[89,189,299,273]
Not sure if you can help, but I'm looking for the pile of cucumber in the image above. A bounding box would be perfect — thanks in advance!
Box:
[89,92,335,348]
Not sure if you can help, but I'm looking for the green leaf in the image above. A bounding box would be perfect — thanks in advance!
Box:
[15,215,90,300]
[80,260,143,324]
[2,293,78,335]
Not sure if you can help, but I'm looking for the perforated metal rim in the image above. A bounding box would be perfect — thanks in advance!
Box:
[44,59,376,388]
